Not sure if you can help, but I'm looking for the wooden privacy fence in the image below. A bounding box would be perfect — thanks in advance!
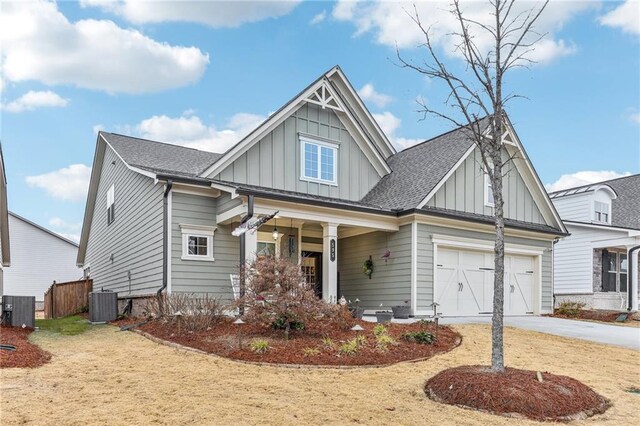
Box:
[43,279,93,319]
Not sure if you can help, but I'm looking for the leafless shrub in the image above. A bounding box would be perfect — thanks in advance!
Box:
[146,293,225,332]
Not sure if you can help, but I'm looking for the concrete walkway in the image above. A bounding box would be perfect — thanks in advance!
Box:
[440,316,640,350]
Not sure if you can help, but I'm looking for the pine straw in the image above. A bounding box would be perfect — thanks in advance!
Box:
[1,324,638,425]
[425,365,610,421]
[0,326,51,368]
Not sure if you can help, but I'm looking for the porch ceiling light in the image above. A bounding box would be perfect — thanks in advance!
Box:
[272,217,279,240]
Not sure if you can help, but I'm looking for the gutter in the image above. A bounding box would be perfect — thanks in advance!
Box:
[628,244,640,311]
[157,180,173,298]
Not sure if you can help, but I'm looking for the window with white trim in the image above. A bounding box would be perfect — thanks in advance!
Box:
[106,184,115,225]
[180,224,216,261]
[300,136,337,185]
[484,174,495,207]
[594,201,610,223]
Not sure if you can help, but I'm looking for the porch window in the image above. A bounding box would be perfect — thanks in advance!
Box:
[256,241,276,257]
[620,253,628,292]
[602,250,627,292]
[300,136,337,185]
[594,201,610,223]
[180,224,216,261]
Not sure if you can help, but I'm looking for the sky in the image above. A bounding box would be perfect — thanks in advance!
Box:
[0,0,639,242]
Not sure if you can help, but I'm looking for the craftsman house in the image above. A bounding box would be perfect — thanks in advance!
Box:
[550,174,639,311]
[77,66,567,316]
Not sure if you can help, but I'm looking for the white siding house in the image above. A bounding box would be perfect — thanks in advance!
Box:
[3,213,81,305]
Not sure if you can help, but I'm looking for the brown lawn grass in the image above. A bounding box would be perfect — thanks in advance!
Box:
[1,324,638,425]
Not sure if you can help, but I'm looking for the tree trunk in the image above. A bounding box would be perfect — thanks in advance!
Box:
[491,158,506,372]
[284,321,290,340]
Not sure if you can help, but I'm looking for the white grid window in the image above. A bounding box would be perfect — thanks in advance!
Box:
[300,136,337,185]
[180,225,216,261]
[594,201,610,223]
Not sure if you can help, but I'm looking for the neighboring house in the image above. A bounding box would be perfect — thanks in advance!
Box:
[550,174,640,311]
[3,212,81,307]
[0,143,10,297]
[77,66,567,317]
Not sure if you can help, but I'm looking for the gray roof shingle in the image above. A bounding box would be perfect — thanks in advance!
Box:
[361,118,489,209]
[101,132,222,178]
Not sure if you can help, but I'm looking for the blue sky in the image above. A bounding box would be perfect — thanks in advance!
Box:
[1,0,639,241]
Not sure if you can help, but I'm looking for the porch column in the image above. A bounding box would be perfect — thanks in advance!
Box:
[631,248,639,312]
[322,222,338,303]
[245,229,258,264]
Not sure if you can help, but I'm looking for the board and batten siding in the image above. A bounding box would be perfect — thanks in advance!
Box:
[85,146,164,296]
[426,148,547,225]
[3,214,81,301]
[171,192,239,300]
[211,103,381,201]
[338,225,412,310]
[415,223,554,312]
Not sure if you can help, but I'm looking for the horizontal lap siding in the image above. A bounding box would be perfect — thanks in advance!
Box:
[85,146,163,295]
[416,224,554,312]
[171,193,239,301]
[338,225,412,310]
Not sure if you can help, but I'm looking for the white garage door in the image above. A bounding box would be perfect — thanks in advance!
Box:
[435,248,535,316]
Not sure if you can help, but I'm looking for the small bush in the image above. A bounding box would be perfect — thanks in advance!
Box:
[321,336,334,348]
[338,338,359,356]
[303,347,320,357]
[355,334,367,346]
[373,324,388,337]
[403,331,435,344]
[250,339,269,354]
[555,301,586,317]
[146,293,224,332]
[376,334,396,351]
[271,316,305,331]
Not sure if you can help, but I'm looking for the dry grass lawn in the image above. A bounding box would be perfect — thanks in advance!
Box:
[1,324,639,425]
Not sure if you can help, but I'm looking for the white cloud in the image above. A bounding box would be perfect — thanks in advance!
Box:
[630,113,640,124]
[310,10,327,25]
[2,90,69,113]
[134,112,265,153]
[372,111,422,150]
[599,1,640,35]
[333,0,594,65]
[0,1,209,94]
[26,164,92,202]
[358,83,392,108]
[49,217,82,243]
[81,0,300,28]
[93,124,105,134]
[545,171,632,192]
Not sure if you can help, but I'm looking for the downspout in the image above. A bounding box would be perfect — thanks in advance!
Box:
[157,180,173,298]
[239,195,254,316]
[628,244,640,312]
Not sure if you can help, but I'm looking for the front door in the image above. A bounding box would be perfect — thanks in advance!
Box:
[302,251,322,298]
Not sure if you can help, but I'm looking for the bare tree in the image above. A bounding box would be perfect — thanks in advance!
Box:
[398,0,548,372]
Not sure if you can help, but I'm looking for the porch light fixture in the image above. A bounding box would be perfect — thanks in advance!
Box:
[272,217,279,240]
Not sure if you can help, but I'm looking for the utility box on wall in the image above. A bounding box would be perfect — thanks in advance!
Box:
[89,291,118,323]
[2,295,36,328]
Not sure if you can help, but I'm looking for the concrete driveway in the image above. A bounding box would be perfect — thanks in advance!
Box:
[440,316,640,350]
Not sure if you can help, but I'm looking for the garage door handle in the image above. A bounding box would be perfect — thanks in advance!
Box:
[510,285,515,293]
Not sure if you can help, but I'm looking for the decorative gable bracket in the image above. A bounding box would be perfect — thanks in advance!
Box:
[305,82,343,112]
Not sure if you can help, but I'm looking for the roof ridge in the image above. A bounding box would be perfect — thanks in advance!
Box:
[549,173,639,194]
[101,131,222,156]
[395,116,488,155]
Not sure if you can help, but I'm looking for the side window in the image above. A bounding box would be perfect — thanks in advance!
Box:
[180,225,216,261]
[106,184,115,225]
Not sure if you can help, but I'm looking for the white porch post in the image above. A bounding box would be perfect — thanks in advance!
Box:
[322,222,338,303]
[631,248,639,312]
[245,229,258,264]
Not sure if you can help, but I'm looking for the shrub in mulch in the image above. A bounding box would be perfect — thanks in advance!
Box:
[425,365,610,422]
[548,308,635,323]
[137,318,461,366]
[0,326,51,368]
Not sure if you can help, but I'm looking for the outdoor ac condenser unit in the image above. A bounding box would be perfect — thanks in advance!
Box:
[1,296,36,328]
[89,291,118,323]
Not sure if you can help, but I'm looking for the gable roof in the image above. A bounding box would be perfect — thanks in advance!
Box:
[0,142,10,266]
[101,132,222,179]
[361,118,488,210]
[9,212,79,247]
[550,174,640,230]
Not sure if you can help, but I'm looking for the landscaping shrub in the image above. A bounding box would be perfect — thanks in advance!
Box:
[403,331,435,344]
[271,316,305,331]
[376,334,396,351]
[555,301,586,317]
[147,293,224,332]
[250,339,269,354]
[321,336,334,348]
[303,347,320,357]
[338,338,359,356]
[373,324,388,337]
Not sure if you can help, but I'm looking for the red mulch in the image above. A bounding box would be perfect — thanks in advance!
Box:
[547,309,634,323]
[425,365,610,422]
[0,326,51,369]
[137,318,461,366]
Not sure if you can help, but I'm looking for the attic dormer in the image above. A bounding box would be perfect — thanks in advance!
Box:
[591,185,617,225]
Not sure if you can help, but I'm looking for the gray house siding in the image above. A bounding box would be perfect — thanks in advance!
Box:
[338,225,412,310]
[170,192,239,300]
[415,223,553,311]
[426,148,547,225]
[213,103,381,201]
[85,146,164,296]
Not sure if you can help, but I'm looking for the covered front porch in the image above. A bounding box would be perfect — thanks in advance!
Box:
[216,193,402,305]
[591,237,640,311]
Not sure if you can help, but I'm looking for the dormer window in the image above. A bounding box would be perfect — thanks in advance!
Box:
[300,135,338,185]
[594,201,610,223]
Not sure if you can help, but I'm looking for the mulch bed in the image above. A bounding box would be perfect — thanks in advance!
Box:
[137,318,461,366]
[425,365,610,422]
[0,326,51,369]
[547,309,636,323]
